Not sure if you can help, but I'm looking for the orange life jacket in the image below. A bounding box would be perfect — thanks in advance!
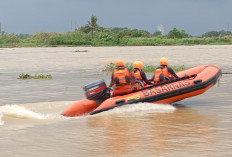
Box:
[113,67,132,86]
[111,67,134,96]
[133,70,143,80]
[131,69,144,89]
[154,66,170,83]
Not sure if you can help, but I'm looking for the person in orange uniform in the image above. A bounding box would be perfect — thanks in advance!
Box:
[132,61,152,88]
[151,57,180,84]
[109,60,134,96]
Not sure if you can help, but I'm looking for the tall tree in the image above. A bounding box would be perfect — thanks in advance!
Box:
[87,15,99,38]
[202,31,219,37]
[153,30,162,37]
[168,28,188,38]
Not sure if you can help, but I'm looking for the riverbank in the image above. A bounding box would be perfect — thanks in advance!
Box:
[1,27,232,47]
[1,36,232,48]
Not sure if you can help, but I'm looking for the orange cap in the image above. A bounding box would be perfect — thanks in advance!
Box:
[160,57,168,66]
[116,60,125,67]
[133,61,143,70]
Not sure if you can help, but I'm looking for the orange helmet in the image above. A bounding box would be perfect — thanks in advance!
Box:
[133,61,143,70]
[116,60,125,67]
[160,57,168,66]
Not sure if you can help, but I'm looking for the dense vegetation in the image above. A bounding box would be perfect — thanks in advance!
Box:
[18,73,52,79]
[1,15,232,47]
[103,63,187,73]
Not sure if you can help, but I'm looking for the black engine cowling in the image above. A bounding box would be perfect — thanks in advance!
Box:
[83,79,110,100]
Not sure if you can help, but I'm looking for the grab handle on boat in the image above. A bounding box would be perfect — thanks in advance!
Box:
[115,99,125,105]
[193,79,202,84]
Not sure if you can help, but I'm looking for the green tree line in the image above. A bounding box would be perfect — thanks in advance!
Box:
[0,15,232,47]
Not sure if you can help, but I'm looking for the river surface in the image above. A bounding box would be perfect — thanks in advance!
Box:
[0,46,231,157]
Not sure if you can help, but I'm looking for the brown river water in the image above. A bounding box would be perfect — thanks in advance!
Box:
[0,46,231,157]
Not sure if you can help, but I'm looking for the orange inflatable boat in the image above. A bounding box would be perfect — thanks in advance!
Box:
[62,65,221,117]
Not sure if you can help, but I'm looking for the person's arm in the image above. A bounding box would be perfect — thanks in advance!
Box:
[167,67,179,78]
[130,69,136,85]
[109,73,114,87]
[140,71,152,85]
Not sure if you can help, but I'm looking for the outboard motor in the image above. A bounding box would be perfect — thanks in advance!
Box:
[83,79,110,100]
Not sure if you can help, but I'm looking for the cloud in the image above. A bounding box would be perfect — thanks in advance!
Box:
[0,0,231,35]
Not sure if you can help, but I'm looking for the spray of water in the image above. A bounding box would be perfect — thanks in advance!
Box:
[0,104,59,120]
[101,102,176,116]
[0,102,176,126]
[0,113,4,125]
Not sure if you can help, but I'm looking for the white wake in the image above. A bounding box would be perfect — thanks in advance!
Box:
[0,104,61,120]
[101,102,176,115]
[0,113,4,126]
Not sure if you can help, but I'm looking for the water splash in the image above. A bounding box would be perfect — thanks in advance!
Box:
[103,102,176,115]
[0,103,176,124]
[0,113,4,125]
[0,104,60,120]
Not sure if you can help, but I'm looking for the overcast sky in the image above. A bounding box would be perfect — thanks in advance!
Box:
[0,0,231,36]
